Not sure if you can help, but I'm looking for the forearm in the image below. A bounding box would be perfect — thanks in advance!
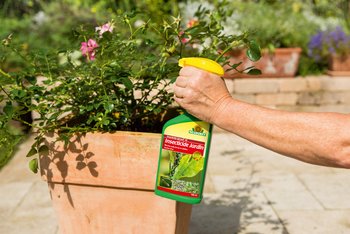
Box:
[214,98,350,168]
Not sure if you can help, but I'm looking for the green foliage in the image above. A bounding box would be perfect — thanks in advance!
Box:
[227,1,320,49]
[0,126,22,170]
[29,158,38,173]
[0,5,260,172]
[214,0,349,75]
[0,1,110,72]
[172,152,204,180]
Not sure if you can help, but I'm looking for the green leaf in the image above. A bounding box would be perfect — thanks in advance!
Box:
[102,118,110,125]
[10,89,26,98]
[0,128,22,169]
[247,68,262,75]
[86,105,94,111]
[121,77,133,90]
[26,147,38,157]
[103,103,114,113]
[172,153,204,180]
[3,102,14,116]
[29,158,38,173]
[39,145,49,154]
[230,62,242,70]
[246,40,261,62]
[25,76,37,85]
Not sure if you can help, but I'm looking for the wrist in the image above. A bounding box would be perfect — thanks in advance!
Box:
[209,95,235,125]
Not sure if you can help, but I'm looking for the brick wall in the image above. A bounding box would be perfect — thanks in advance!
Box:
[225,76,350,113]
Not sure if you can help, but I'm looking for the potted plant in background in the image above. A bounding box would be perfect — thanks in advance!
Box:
[189,0,319,78]
[308,26,350,76]
[0,5,260,233]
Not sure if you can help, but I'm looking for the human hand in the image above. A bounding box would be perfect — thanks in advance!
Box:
[173,66,233,123]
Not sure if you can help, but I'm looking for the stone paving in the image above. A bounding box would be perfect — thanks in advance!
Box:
[1,131,350,234]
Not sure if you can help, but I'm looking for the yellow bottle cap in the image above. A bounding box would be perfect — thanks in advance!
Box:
[178,57,224,76]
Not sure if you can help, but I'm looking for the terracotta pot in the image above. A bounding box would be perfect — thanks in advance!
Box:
[224,47,302,78]
[40,131,192,234]
[327,55,350,76]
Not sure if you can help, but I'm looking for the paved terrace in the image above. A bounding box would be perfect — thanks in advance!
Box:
[1,131,350,234]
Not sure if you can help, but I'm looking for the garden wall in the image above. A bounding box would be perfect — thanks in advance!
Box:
[225,76,350,113]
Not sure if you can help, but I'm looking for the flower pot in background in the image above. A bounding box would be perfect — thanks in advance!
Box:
[224,47,302,78]
[40,131,192,234]
[327,55,350,76]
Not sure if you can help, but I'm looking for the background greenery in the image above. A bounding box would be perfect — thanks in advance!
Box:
[2,0,349,74]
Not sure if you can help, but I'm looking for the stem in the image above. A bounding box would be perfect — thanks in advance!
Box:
[215,40,244,62]
[0,85,13,101]
[0,68,13,100]
[126,19,133,39]
[13,116,37,129]
[45,56,52,80]
[151,25,162,35]
[130,20,150,39]
[0,68,11,78]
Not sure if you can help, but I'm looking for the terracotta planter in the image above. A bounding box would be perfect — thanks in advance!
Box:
[224,47,302,78]
[40,131,192,234]
[327,55,350,76]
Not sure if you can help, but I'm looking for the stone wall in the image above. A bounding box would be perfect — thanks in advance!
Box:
[225,76,350,113]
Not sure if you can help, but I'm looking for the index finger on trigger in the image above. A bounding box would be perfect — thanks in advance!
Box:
[179,66,202,77]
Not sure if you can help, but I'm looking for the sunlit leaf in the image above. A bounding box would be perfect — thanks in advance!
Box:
[29,158,38,173]
[246,40,261,62]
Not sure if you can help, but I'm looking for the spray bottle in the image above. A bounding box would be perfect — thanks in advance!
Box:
[155,57,224,204]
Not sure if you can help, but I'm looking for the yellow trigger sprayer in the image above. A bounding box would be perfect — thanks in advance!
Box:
[155,57,224,204]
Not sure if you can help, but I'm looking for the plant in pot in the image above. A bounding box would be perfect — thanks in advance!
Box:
[0,6,260,233]
[201,0,320,78]
[308,26,350,76]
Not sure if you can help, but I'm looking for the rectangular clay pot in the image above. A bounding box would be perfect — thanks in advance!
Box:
[40,131,192,234]
[327,55,350,76]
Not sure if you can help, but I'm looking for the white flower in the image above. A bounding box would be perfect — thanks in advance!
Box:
[179,0,214,24]
[134,20,145,28]
[33,11,47,25]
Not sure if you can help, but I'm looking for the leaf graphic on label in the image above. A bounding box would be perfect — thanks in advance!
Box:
[172,152,204,180]
[169,151,175,164]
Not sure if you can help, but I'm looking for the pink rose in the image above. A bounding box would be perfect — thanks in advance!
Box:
[95,22,114,37]
[80,39,99,61]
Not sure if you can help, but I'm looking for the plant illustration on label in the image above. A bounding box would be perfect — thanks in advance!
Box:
[157,133,206,198]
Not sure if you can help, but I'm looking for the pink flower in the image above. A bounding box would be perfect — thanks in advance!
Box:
[95,22,114,37]
[179,31,190,44]
[80,39,99,61]
[178,19,199,44]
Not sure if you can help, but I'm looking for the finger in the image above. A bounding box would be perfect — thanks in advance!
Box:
[175,76,187,88]
[179,66,203,77]
[173,85,187,99]
[173,96,182,105]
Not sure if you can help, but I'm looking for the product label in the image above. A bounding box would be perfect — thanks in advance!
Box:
[157,121,210,198]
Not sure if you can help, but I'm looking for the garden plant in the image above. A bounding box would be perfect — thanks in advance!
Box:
[0,6,261,173]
